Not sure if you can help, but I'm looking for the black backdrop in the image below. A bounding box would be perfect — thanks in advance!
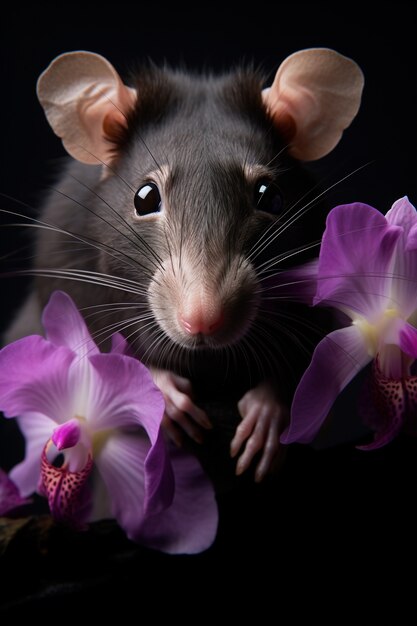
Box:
[0,3,416,625]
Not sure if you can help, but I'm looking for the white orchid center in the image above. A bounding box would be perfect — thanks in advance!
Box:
[352,307,400,357]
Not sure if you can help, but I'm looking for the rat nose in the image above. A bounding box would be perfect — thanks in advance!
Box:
[180,306,224,336]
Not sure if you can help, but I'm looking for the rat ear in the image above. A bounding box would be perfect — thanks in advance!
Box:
[262,48,364,161]
[37,51,137,165]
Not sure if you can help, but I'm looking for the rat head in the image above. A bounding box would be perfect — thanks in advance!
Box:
[37,50,363,365]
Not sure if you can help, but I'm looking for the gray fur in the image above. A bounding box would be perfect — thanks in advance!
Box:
[8,65,325,400]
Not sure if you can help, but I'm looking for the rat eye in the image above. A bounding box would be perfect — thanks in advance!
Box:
[254,181,284,215]
[134,182,161,216]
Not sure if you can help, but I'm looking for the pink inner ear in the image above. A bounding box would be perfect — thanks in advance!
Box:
[263,48,364,161]
[37,51,137,165]
[262,89,297,144]
[103,109,128,142]
[274,109,296,143]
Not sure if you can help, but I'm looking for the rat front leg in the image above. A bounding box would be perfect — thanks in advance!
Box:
[230,380,288,482]
[151,369,212,447]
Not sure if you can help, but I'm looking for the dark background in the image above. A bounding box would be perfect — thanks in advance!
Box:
[0,3,416,625]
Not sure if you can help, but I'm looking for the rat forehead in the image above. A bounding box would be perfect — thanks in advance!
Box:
[144,163,275,189]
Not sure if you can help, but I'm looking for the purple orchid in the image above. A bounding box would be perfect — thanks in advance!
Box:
[0,291,218,553]
[281,196,417,449]
[0,468,31,516]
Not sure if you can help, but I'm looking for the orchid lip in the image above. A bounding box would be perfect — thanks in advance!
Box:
[41,439,93,528]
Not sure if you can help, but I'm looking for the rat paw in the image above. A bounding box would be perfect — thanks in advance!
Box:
[230,380,288,482]
[150,369,212,446]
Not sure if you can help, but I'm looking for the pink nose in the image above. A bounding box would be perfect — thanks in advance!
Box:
[180,309,224,336]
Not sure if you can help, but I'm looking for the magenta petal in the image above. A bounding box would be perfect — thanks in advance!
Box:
[0,335,74,420]
[385,196,417,233]
[281,326,371,444]
[10,412,57,496]
[137,445,218,555]
[110,333,131,355]
[357,421,402,451]
[407,222,417,251]
[52,419,81,450]
[143,429,175,516]
[315,203,401,316]
[86,353,165,439]
[42,290,98,358]
[94,430,174,540]
[0,468,31,516]
[264,259,319,305]
[385,198,417,318]
[399,322,417,359]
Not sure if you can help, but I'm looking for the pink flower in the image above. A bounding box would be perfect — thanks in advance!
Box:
[0,291,217,553]
[282,197,417,448]
[0,468,31,516]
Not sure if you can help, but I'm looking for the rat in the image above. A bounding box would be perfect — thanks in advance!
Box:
[4,48,364,485]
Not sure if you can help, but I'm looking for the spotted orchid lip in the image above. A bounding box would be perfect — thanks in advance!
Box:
[357,357,417,450]
[40,440,93,529]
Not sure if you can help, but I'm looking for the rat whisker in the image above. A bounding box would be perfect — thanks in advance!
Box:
[264,143,290,169]
[0,202,155,279]
[67,142,136,193]
[163,221,176,278]
[48,186,162,274]
[250,162,372,263]
[255,240,321,275]
[6,268,147,298]
[80,301,148,317]
[102,94,163,175]
[89,313,155,345]
[68,174,164,269]
[139,322,173,366]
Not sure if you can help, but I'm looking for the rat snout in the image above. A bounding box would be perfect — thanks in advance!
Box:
[148,252,259,350]
[179,296,225,336]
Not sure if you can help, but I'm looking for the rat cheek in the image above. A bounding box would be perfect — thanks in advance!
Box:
[147,262,185,343]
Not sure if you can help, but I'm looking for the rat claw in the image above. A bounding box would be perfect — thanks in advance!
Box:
[151,368,209,443]
[234,380,288,479]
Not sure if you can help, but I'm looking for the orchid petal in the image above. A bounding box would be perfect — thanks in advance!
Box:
[399,322,417,359]
[52,418,81,450]
[43,291,99,417]
[0,468,31,516]
[314,203,401,317]
[42,290,98,358]
[407,222,417,251]
[110,333,131,355]
[0,336,74,421]
[281,326,371,444]
[358,420,403,451]
[265,259,319,305]
[86,353,165,439]
[94,430,174,541]
[10,413,58,496]
[385,196,417,232]
[385,198,417,318]
[137,445,218,554]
